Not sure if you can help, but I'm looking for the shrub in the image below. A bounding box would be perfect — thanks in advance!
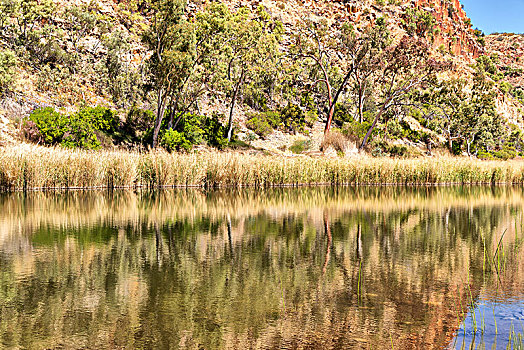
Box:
[477,150,493,160]
[342,120,374,142]
[369,138,389,157]
[279,103,315,133]
[492,147,517,160]
[161,129,192,152]
[0,50,17,93]
[158,113,229,151]
[246,114,273,138]
[333,103,354,125]
[29,107,66,144]
[289,139,312,154]
[201,114,228,149]
[388,144,410,158]
[76,106,119,134]
[119,106,155,144]
[386,120,404,139]
[28,106,118,149]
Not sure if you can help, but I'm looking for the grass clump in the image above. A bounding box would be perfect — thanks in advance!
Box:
[289,139,312,154]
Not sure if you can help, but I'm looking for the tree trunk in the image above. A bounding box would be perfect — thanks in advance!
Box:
[152,88,168,148]
[324,104,335,135]
[167,107,175,130]
[359,105,387,150]
[358,87,365,123]
[227,70,245,142]
[324,69,353,135]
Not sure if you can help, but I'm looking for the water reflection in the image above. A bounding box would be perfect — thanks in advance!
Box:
[0,187,523,349]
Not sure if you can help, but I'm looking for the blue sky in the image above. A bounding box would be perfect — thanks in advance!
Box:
[460,0,524,34]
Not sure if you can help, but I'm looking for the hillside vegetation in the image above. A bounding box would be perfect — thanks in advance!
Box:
[0,0,523,159]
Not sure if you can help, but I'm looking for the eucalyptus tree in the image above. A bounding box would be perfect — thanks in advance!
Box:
[207,5,282,141]
[428,78,468,150]
[359,36,447,150]
[349,17,390,124]
[290,19,351,134]
[291,17,391,134]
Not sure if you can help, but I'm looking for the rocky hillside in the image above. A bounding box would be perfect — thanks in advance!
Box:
[1,0,524,155]
[486,33,524,89]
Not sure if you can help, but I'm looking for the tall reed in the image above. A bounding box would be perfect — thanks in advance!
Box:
[3,144,524,190]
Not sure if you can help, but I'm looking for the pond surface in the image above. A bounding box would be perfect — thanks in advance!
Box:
[0,187,523,349]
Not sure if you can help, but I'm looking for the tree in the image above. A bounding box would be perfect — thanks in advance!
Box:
[0,0,57,65]
[291,18,392,134]
[142,0,194,147]
[205,4,282,141]
[290,19,351,134]
[348,17,390,124]
[359,36,447,150]
[428,78,468,150]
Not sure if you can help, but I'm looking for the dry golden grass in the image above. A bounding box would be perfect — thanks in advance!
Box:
[2,144,524,190]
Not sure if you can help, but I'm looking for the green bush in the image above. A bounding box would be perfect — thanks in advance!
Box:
[388,144,410,158]
[201,114,228,148]
[28,106,118,149]
[159,113,229,151]
[29,107,67,144]
[342,120,373,141]
[386,120,404,139]
[477,150,493,160]
[279,103,315,133]
[119,106,155,144]
[0,50,17,93]
[161,129,192,152]
[246,114,273,138]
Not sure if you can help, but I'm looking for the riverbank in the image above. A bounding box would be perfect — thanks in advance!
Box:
[2,144,524,190]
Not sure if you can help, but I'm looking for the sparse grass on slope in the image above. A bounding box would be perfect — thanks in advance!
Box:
[2,144,524,190]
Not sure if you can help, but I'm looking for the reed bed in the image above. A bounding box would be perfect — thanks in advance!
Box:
[3,144,524,190]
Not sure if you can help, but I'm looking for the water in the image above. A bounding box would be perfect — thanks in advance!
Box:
[0,187,523,349]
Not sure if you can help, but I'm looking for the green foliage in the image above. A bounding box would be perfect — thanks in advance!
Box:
[120,106,155,144]
[161,129,191,152]
[475,55,500,79]
[333,104,353,125]
[246,103,315,139]
[478,146,517,160]
[160,113,229,151]
[279,104,315,133]
[28,107,65,144]
[369,138,420,158]
[0,50,17,92]
[342,119,374,141]
[201,114,229,149]
[28,106,118,149]
[246,114,272,138]
[499,81,513,96]
[385,120,404,140]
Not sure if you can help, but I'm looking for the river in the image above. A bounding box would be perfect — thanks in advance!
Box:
[0,187,522,349]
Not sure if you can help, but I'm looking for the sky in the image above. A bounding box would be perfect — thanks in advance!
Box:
[460,0,524,34]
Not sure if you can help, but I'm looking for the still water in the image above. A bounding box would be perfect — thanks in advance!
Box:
[0,187,523,349]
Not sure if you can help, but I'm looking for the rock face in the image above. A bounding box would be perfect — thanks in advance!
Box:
[215,0,482,61]
[414,0,481,59]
